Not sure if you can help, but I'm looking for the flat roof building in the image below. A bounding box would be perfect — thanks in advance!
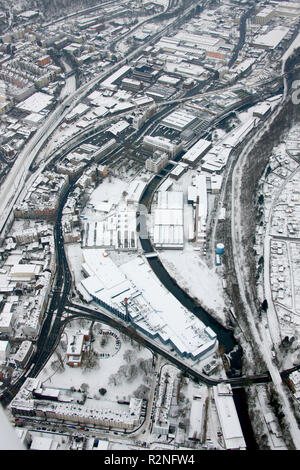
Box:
[80,251,218,361]
[9,264,41,282]
[182,139,212,166]
[67,333,85,367]
[188,396,206,441]
[169,162,189,180]
[213,383,246,450]
[153,191,184,249]
[161,109,197,132]
[254,7,275,24]
[251,27,289,50]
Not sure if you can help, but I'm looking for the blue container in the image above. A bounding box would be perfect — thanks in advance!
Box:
[216,243,225,255]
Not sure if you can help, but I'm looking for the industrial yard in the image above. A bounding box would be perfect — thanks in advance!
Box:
[0,0,300,454]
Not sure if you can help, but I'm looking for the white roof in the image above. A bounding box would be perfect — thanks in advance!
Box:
[80,250,133,308]
[214,384,246,449]
[24,113,45,124]
[120,258,216,358]
[252,27,289,49]
[127,180,147,204]
[67,333,84,356]
[154,224,183,246]
[10,264,41,275]
[161,109,197,131]
[30,436,57,451]
[101,65,131,88]
[108,120,129,136]
[154,209,183,226]
[188,398,205,439]
[222,118,257,148]
[182,139,211,163]
[157,191,183,210]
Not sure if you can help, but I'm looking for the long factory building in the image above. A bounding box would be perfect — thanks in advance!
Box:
[80,249,218,362]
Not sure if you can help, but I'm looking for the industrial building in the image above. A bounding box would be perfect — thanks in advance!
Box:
[153,191,184,250]
[254,7,275,25]
[153,365,178,436]
[182,139,212,166]
[0,340,10,363]
[251,27,290,50]
[9,264,42,282]
[169,162,189,180]
[67,333,85,367]
[157,74,181,87]
[161,109,198,132]
[80,250,218,362]
[126,180,148,205]
[0,302,15,335]
[213,383,246,450]
[82,208,139,251]
[201,146,232,174]
[187,175,208,244]
[222,117,258,149]
[81,250,133,317]
[188,395,206,442]
[121,78,142,92]
[132,64,158,83]
[14,171,69,219]
[100,65,131,91]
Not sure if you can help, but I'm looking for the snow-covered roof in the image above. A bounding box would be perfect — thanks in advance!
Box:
[252,27,289,49]
[16,92,53,113]
[182,139,212,164]
[213,384,246,450]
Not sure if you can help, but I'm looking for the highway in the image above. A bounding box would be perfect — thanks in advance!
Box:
[0,0,197,240]
[1,1,298,440]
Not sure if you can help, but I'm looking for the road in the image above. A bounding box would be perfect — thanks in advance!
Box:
[230,88,300,448]
[0,0,192,239]
[1,1,299,449]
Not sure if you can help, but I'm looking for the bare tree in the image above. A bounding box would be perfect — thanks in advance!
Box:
[133,384,150,399]
[123,349,134,363]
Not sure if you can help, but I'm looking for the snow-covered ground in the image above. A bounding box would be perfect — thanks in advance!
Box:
[38,319,153,408]
[255,124,300,371]
[159,246,227,325]
[148,168,228,324]
[231,107,300,449]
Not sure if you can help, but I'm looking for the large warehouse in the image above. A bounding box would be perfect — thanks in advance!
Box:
[80,249,219,361]
[153,191,184,250]
[161,109,198,132]
[182,139,212,166]
[251,26,289,50]
[213,383,246,450]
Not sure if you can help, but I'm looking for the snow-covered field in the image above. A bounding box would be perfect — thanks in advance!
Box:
[159,247,227,325]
